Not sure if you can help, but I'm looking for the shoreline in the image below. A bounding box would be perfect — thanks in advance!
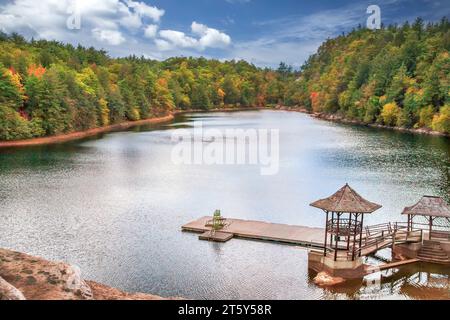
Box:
[0,114,175,149]
[274,106,450,138]
[0,107,268,149]
[1,105,447,149]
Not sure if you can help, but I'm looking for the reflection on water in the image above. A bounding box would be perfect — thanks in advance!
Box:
[0,110,449,299]
[313,250,450,300]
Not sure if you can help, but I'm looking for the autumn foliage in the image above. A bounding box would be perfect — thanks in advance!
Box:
[0,33,298,141]
[298,17,449,133]
[27,64,46,78]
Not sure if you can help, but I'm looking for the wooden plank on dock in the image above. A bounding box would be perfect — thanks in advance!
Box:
[199,231,233,242]
[182,216,325,248]
[366,258,420,274]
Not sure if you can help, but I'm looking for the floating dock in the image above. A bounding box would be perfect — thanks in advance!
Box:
[182,216,325,248]
[199,231,234,242]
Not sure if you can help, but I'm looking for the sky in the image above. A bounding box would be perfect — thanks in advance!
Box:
[0,0,448,68]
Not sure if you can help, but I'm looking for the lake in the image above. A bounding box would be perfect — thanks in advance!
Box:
[0,110,449,299]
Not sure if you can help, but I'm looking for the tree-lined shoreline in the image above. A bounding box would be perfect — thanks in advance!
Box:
[294,18,449,135]
[276,105,449,137]
[0,32,299,142]
[0,17,449,143]
[0,107,268,148]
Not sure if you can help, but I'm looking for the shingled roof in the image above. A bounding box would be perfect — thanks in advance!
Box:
[310,184,382,214]
[402,196,450,218]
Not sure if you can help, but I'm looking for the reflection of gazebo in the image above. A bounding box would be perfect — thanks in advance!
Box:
[310,184,382,261]
[402,196,450,240]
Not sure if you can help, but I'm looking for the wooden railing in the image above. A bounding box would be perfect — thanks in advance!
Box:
[353,227,423,258]
[366,222,393,237]
[324,223,423,261]
[394,222,450,241]
[430,230,450,241]
[322,221,431,261]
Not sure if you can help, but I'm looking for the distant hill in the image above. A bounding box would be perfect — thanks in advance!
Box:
[296,17,449,134]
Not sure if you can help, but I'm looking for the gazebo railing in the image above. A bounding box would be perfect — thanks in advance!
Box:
[326,219,362,235]
[395,221,450,240]
[430,230,450,241]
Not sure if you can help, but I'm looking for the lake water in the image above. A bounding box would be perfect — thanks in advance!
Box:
[0,110,449,299]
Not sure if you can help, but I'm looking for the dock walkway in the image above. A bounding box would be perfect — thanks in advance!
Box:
[182,216,325,248]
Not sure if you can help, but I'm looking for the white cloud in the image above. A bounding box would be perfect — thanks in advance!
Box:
[154,38,174,51]
[144,24,158,38]
[0,0,231,57]
[92,28,125,45]
[155,22,231,51]
[159,29,198,49]
[0,0,165,46]
[125,0,165,22]
[191,21,231,49]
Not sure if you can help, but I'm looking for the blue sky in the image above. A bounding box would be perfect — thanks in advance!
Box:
[0,0,448,68]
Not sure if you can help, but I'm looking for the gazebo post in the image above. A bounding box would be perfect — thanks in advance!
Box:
[323,210,329,257]
[330,212,335,247]
[352,213,359,261]
[429,216,433,240]
[334,213,340,261]
[347,213,352,250]
[359,214,364,257]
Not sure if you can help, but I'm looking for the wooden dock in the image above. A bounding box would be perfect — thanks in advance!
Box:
[182,216,325,248]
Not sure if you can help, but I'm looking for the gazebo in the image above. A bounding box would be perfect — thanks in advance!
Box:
[310,184,382,261]
[402,196,450,241]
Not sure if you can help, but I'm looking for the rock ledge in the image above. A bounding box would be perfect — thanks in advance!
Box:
[0,248,180,300]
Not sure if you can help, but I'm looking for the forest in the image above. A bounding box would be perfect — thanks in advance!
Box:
[0,33,299,141]
[0,17,449,141]
[296,17,449,133]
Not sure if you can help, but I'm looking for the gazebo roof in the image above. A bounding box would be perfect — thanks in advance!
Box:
[310,184,382,214]
[402,196,450,218]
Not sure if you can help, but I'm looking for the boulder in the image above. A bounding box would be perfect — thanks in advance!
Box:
[313,272,346,286]
[0,248,180,300]
[0,248,92,300]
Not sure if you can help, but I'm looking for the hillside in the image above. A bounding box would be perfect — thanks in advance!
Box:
[296,17,450,134]
[0,33,298,141]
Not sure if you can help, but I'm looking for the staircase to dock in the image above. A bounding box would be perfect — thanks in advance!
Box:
[417,240,450,264]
